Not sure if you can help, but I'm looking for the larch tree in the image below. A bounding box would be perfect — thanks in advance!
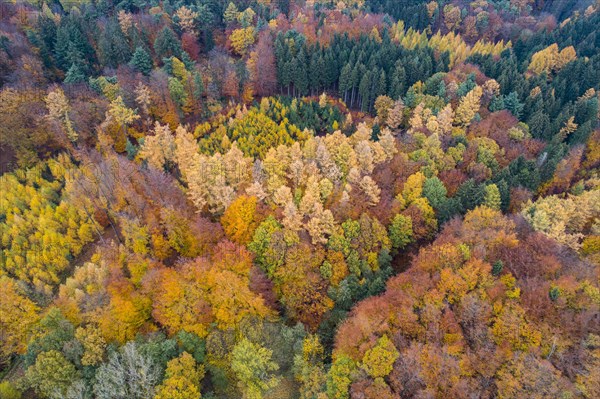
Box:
[139,122,176,171]
[455,86,482,127]
[230,27,256,56]
[45,87,78,143]
[0,276,39,363]
[386,99,405,130]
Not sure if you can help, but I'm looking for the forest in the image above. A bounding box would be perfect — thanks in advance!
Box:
[0,0,598,398]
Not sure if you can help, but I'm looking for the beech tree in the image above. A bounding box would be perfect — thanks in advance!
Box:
[221,195,260,245]
[26,350,79,398]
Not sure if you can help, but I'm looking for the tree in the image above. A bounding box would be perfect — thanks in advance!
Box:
[64,63,86,84]
[374,95,394,125]
[168,77,187,108]
[443,4,462,31]
[483,184,501,210]
[130,47,153,76]
[139,122,175,171]
[361,335,399,379]
[221,196,260,245]
[26,350,79,398]
[294,335,326,399]
[154,27,182,60]
[75,325,106,366]
[0,382,20,399]
[94,342,161,399]
[231,338,280,399]
[237,8,256,28]
[0,276,39,364]
[455,85,482,127]
[247,32,277,97]
[230,27,256,56]
[326,355,355,399]
[154,352,204,399]
[224,2,240,25]
[175,6,199,35]
[388,214,413,251]
[118,10,133,34]
[422,177,448,210]
[98,19,131,68]
[528,44,576,75]
[107,96,139,133]
[45,87,78,143]
[386,100,405,130]
[437,103,454,135]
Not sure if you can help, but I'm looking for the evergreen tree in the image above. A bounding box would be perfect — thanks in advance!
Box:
[54,17,95,73]
[193,72,205,101]
[98,19,131,69]
[295,50,309,96]
[154,27,183,60]
[359,71,372,112]
[129,46,153,75]
[339,63,352,104]
[456,179,485,212]
[376,69,387,99]
[64,63,86,84]
[503,91,524,118]
[389,64,406,100]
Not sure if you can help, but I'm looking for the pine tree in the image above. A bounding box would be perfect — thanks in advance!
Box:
[129,46,153,75]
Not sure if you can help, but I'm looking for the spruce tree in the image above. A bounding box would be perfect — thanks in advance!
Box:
[64,63,86,84]
[98,19,131,69]
[129,46,153,75]
[359,72,372,112]
[193,72,204,101]
[154,27,182,60]
[339,63,352,104]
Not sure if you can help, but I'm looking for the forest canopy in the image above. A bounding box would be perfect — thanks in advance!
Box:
[0,0,599,398]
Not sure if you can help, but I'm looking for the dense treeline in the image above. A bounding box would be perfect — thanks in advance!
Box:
[0,1,599,398]
[274,31,449,111]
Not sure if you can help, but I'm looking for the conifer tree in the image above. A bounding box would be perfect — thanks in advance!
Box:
[154,27,183,60]
[64,63,86,84]
[455,85,482,127]
[129,46,153,75]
